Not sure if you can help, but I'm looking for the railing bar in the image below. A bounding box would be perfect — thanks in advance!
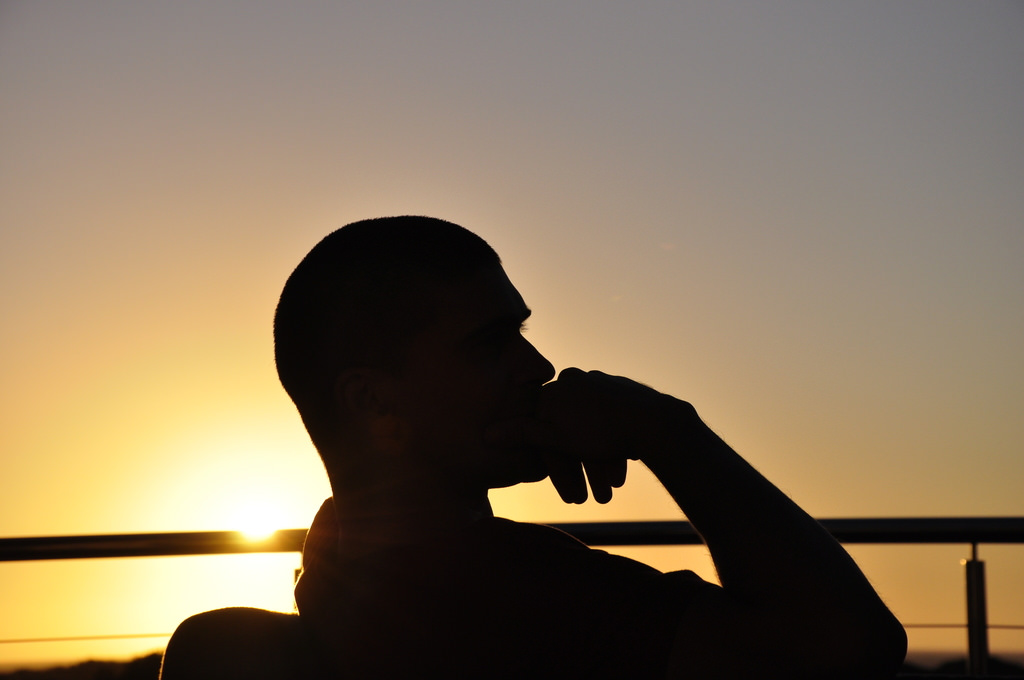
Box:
[2,518,1024,562]
[0,529,308,562]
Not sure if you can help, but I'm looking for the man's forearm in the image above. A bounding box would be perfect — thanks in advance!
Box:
[644,397,906,674]
[643,402,862,604]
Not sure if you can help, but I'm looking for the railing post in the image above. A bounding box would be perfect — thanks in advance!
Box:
[965,542,989,677]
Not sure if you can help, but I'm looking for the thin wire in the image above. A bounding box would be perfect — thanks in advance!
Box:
[902,624,1024,630]
[0,633,171,644]
[903,624,965,628]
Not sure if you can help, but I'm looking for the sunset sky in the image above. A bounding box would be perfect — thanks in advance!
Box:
[1,0,1022,670]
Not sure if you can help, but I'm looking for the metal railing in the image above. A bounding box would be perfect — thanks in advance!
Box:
[3,517,1024,677]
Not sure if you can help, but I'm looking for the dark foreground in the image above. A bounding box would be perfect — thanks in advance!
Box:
[0,654,162,680]
[1,653,1022,679]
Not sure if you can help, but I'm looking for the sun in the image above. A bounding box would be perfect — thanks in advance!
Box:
[229,498,287,540]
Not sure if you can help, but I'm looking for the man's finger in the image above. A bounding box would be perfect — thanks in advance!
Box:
[545,454,588,504]
[583,459,615,504]
[609,457,628,488]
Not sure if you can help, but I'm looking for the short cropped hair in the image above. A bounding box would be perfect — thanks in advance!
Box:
[274,216,501,453]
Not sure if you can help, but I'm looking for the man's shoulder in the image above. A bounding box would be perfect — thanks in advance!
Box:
[161,607,324,680]
[169,606,297,639]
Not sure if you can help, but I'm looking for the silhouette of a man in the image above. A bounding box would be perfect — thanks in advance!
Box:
[163,216,906,679]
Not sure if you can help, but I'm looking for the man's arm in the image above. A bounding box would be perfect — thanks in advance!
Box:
[649,407,906,678]
[493,368,907,679]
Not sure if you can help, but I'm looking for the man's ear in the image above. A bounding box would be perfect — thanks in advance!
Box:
[335,369,406,453]
[334,368,394,417]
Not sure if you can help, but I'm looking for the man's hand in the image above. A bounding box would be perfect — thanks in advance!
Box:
[487,367,675,504]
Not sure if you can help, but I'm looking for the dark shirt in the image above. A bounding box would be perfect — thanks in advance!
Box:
[296,516,713,678]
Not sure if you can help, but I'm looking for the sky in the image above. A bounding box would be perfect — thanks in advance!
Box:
[1,0,1022,670]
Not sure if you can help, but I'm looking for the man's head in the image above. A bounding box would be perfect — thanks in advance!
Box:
[274,216,554,489]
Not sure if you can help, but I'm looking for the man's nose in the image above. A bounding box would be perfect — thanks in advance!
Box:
[517,337,555,384]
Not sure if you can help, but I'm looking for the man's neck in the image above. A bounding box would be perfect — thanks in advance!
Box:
[327,468,493,551]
